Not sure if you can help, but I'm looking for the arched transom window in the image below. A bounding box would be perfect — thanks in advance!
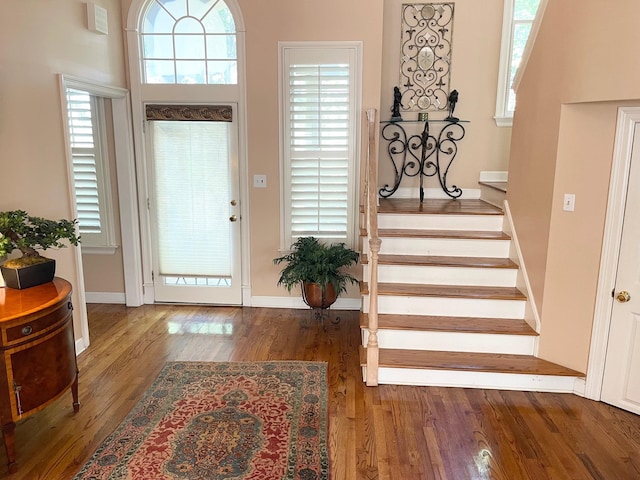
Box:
[141,0,237,85]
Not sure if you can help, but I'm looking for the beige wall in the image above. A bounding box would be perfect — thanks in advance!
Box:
[508,0,640,371]
[0,0,126,336]
[236,0,384,298]
[117,0,384,300]
[379,0,512,192]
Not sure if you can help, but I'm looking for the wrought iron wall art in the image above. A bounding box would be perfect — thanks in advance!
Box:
[380,119,465,201]
[399,3,454,112]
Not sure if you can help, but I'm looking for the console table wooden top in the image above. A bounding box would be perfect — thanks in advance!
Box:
[0,278,72,322]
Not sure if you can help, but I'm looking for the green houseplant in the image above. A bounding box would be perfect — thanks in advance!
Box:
[0,210,80,289]
[273,236,359,309]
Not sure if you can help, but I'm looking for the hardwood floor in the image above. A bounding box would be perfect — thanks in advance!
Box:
[3,304,640,479]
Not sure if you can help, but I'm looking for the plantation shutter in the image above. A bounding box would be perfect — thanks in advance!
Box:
[67,89,102,234]
[282,46,359,245]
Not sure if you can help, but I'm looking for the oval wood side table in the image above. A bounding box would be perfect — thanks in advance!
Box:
[0,277,79,473]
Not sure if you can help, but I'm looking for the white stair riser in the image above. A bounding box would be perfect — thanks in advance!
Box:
[362,329,535,355]
[378,214,504,231]
[363,264,518,287]
[363,367,579,393]
[362,294,526,319]
[367,237,511,257]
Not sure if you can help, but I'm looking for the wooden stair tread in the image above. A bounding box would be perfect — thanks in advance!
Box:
[479,181,507,193]
[362,254,518,269]
[360,348,584,377]
[360,282,527,300]
[360,313,537,336]
[378,198,504,215]
[377,229,511,240]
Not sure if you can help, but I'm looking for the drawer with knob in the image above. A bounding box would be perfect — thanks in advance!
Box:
[2,298,72,347]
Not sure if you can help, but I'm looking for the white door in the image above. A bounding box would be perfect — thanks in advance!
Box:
[602,124,640,415]
[147,114,242,305]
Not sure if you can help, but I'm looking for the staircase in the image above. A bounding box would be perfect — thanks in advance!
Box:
[359,197,584,391]
[478,171,508,208]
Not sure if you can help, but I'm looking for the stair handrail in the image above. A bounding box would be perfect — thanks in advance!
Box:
[364,108,380,386]
[359,112,369,237]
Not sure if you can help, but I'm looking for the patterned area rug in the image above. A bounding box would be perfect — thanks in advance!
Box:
[74,362,329,480]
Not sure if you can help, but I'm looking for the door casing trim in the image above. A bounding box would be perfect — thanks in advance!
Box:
[586,106,640,400]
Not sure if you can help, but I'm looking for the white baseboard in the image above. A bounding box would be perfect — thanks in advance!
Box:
[389,187,481,200]
[479,171,508,182]
[250,295,361,310]
[75,338,88,355]
[85,291,126,304]
[84,290,361,310]
[573,377,587,397]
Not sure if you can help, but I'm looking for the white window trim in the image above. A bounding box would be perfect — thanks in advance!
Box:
[58,74,141,356]
[494,0,547,127]
[277,41,362,252]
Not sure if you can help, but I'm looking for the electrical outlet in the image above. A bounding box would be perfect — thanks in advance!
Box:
[563,193,575,212]
[253,174,267,188]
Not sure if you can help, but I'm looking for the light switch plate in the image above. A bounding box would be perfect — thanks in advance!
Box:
[253,175,267,188]
[563,193,575,212]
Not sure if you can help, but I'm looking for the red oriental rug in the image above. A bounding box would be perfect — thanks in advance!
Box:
[73,361,329,480]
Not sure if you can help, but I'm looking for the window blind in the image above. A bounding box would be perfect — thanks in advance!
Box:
[66,89,102,234]
[288,62,351,240]
[150,121,232,277]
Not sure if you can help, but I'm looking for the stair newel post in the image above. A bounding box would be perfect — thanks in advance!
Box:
[366,236,381,386]
[364,107,380,386]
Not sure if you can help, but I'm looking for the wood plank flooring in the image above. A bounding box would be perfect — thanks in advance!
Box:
[3,304,640,479]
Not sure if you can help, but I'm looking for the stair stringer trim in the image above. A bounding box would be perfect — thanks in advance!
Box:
[502,199,541,338]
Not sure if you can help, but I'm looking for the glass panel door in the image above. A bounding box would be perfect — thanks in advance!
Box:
[147,116,241,304]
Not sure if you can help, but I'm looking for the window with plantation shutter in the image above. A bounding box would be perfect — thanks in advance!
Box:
[280,43,361,249]
[66,88,116,250]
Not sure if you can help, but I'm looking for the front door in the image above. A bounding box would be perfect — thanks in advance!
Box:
[147,112,242,305]
[601,124,640,415]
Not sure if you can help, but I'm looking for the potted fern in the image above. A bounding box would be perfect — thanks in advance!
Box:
[0,210,80,289]
[273,236,359,309]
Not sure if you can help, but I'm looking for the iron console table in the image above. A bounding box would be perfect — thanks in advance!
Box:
[380,118,468,201]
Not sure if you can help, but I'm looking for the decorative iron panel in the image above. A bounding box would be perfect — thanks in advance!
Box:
[399,3,454,112]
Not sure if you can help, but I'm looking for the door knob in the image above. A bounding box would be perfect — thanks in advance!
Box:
[616,291,631,303]
[229,215,237,222]
[230,200,237,206]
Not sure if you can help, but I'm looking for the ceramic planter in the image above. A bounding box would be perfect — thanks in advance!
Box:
[0,258,56,290]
